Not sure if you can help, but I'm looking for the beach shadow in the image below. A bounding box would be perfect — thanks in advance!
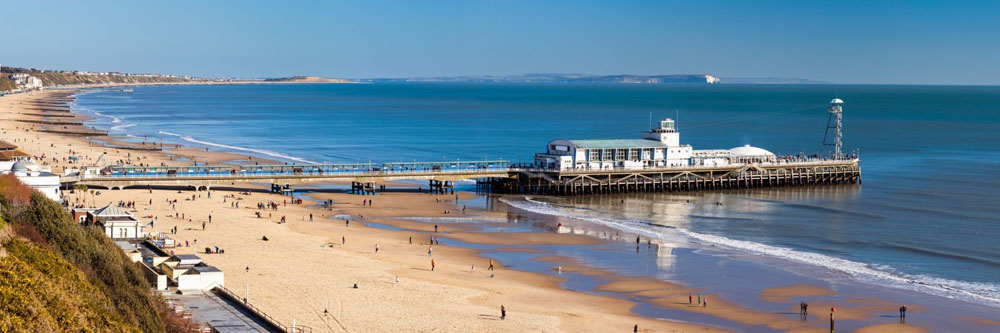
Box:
[776,312,800,315]
[476,314,501,321]
[411,268,432,271]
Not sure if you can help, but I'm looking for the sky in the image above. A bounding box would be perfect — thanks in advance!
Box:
[1,0,999,84]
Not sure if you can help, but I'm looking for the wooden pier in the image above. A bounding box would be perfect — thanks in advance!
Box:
[479,160,860,195]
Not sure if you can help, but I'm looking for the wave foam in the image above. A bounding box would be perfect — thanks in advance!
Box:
[157,131,317,164]
[499,196,1000,308]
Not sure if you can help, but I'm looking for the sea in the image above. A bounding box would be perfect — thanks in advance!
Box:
[74,83,1000,313]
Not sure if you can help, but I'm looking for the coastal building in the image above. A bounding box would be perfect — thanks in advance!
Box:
[83,204,143,239]
[535,118,776,170]
[2,160,62,202]
[160,254,225,291]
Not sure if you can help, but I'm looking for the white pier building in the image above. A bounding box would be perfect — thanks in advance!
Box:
[535,118,776,171]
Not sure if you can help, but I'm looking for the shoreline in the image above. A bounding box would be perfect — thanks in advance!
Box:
[3,88,996,331]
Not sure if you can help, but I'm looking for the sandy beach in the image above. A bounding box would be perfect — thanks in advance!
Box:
[5,89,996,332]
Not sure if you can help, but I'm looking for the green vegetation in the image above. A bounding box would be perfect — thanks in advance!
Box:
[0,175,187,331]
[1,66,191,87]
[0,77,17,92]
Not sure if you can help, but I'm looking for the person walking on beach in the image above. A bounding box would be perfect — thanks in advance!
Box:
[202,222,206,230]
[500,305,506,320]
[309,213,313,221]
[703,298,708,308]
[899,304,906,318]
[409,236,412,244]
[634,324,638,333]
[689,294,693,304]
[488,259,494,271]
[434,224,439,232]
[697,294,702,304]
[375,244,379,253]
[431,259,436,271]
[342,236,345,245]
[800,301,807,317]
[428,247,433,257]
[208,214,212,223]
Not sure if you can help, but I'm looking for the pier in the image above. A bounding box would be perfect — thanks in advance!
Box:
[66,158,860,195]
[483,158,860,195]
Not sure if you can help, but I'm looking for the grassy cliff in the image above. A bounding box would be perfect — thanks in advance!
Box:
[0,174,186,332]
[0,77,17,92]
[1,67,192,87]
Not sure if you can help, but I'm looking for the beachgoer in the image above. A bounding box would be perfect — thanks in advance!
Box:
[703,298,707,308]
[488,259,494,271]
[500,305,506,320]
[431,259,436,271]
[899,305,906,318]
[409,236,412,244]
[375,244,379,253]
[262,236,269,241]
[208,214,212,223]
[634,324,638,333]
[309,213,313,221]
[434,224,438,232]
[697,294,702,304]
[202,222,206,230]
[342,236,345,244]
[689,294,692,304]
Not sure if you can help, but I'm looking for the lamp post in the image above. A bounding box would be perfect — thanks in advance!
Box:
[245,266,250,303]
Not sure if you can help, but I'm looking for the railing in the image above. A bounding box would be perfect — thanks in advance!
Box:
[525,157,860,173]
[211,285,292,333]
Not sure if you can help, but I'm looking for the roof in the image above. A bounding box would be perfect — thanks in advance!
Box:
[561,139,666,149]
[728,145,775,156]
[0,140,16,150]
[192,265,222,273]
[93,205,134,217]
[0,150,30,161]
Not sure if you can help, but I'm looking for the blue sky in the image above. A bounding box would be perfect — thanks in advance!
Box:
[2,1,998,84]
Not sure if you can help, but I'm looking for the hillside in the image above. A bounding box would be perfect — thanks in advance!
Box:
[0,175,189,332]
[1,67,192,87]
[0,77,17,92]
[264,75,353,83]
[369,73,721,84]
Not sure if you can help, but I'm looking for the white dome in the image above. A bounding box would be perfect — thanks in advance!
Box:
[728,145,775,156]
[830,98,844,104]
[11,161,28,171]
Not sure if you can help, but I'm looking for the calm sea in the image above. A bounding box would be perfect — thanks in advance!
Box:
[75,83,1000,307]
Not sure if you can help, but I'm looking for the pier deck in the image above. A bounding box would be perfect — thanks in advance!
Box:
[68,159,859,195]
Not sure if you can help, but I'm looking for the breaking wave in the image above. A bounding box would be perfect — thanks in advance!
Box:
[498,196,1000,309]
[157,131,317,164]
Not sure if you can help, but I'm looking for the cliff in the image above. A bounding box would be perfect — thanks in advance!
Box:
[0,175,188,331]
[370,73,721,84]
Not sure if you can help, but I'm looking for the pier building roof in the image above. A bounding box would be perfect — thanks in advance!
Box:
[728,145,774,156]
[559,139,667,149]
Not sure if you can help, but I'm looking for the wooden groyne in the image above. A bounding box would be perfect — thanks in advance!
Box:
[479,161,860,195]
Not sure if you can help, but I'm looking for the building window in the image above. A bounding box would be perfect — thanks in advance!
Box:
[602,149,613,161]
[589,149,599,161]
[616,149,626,161]
[629,148,641,161]
[642,148,652,160]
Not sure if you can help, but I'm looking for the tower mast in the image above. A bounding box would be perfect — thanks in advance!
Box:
[822,98,844,159]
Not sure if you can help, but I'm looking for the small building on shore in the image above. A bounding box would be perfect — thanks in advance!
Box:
[2,160,62,202]
[84,204,143,240]
[160,254,225,291]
